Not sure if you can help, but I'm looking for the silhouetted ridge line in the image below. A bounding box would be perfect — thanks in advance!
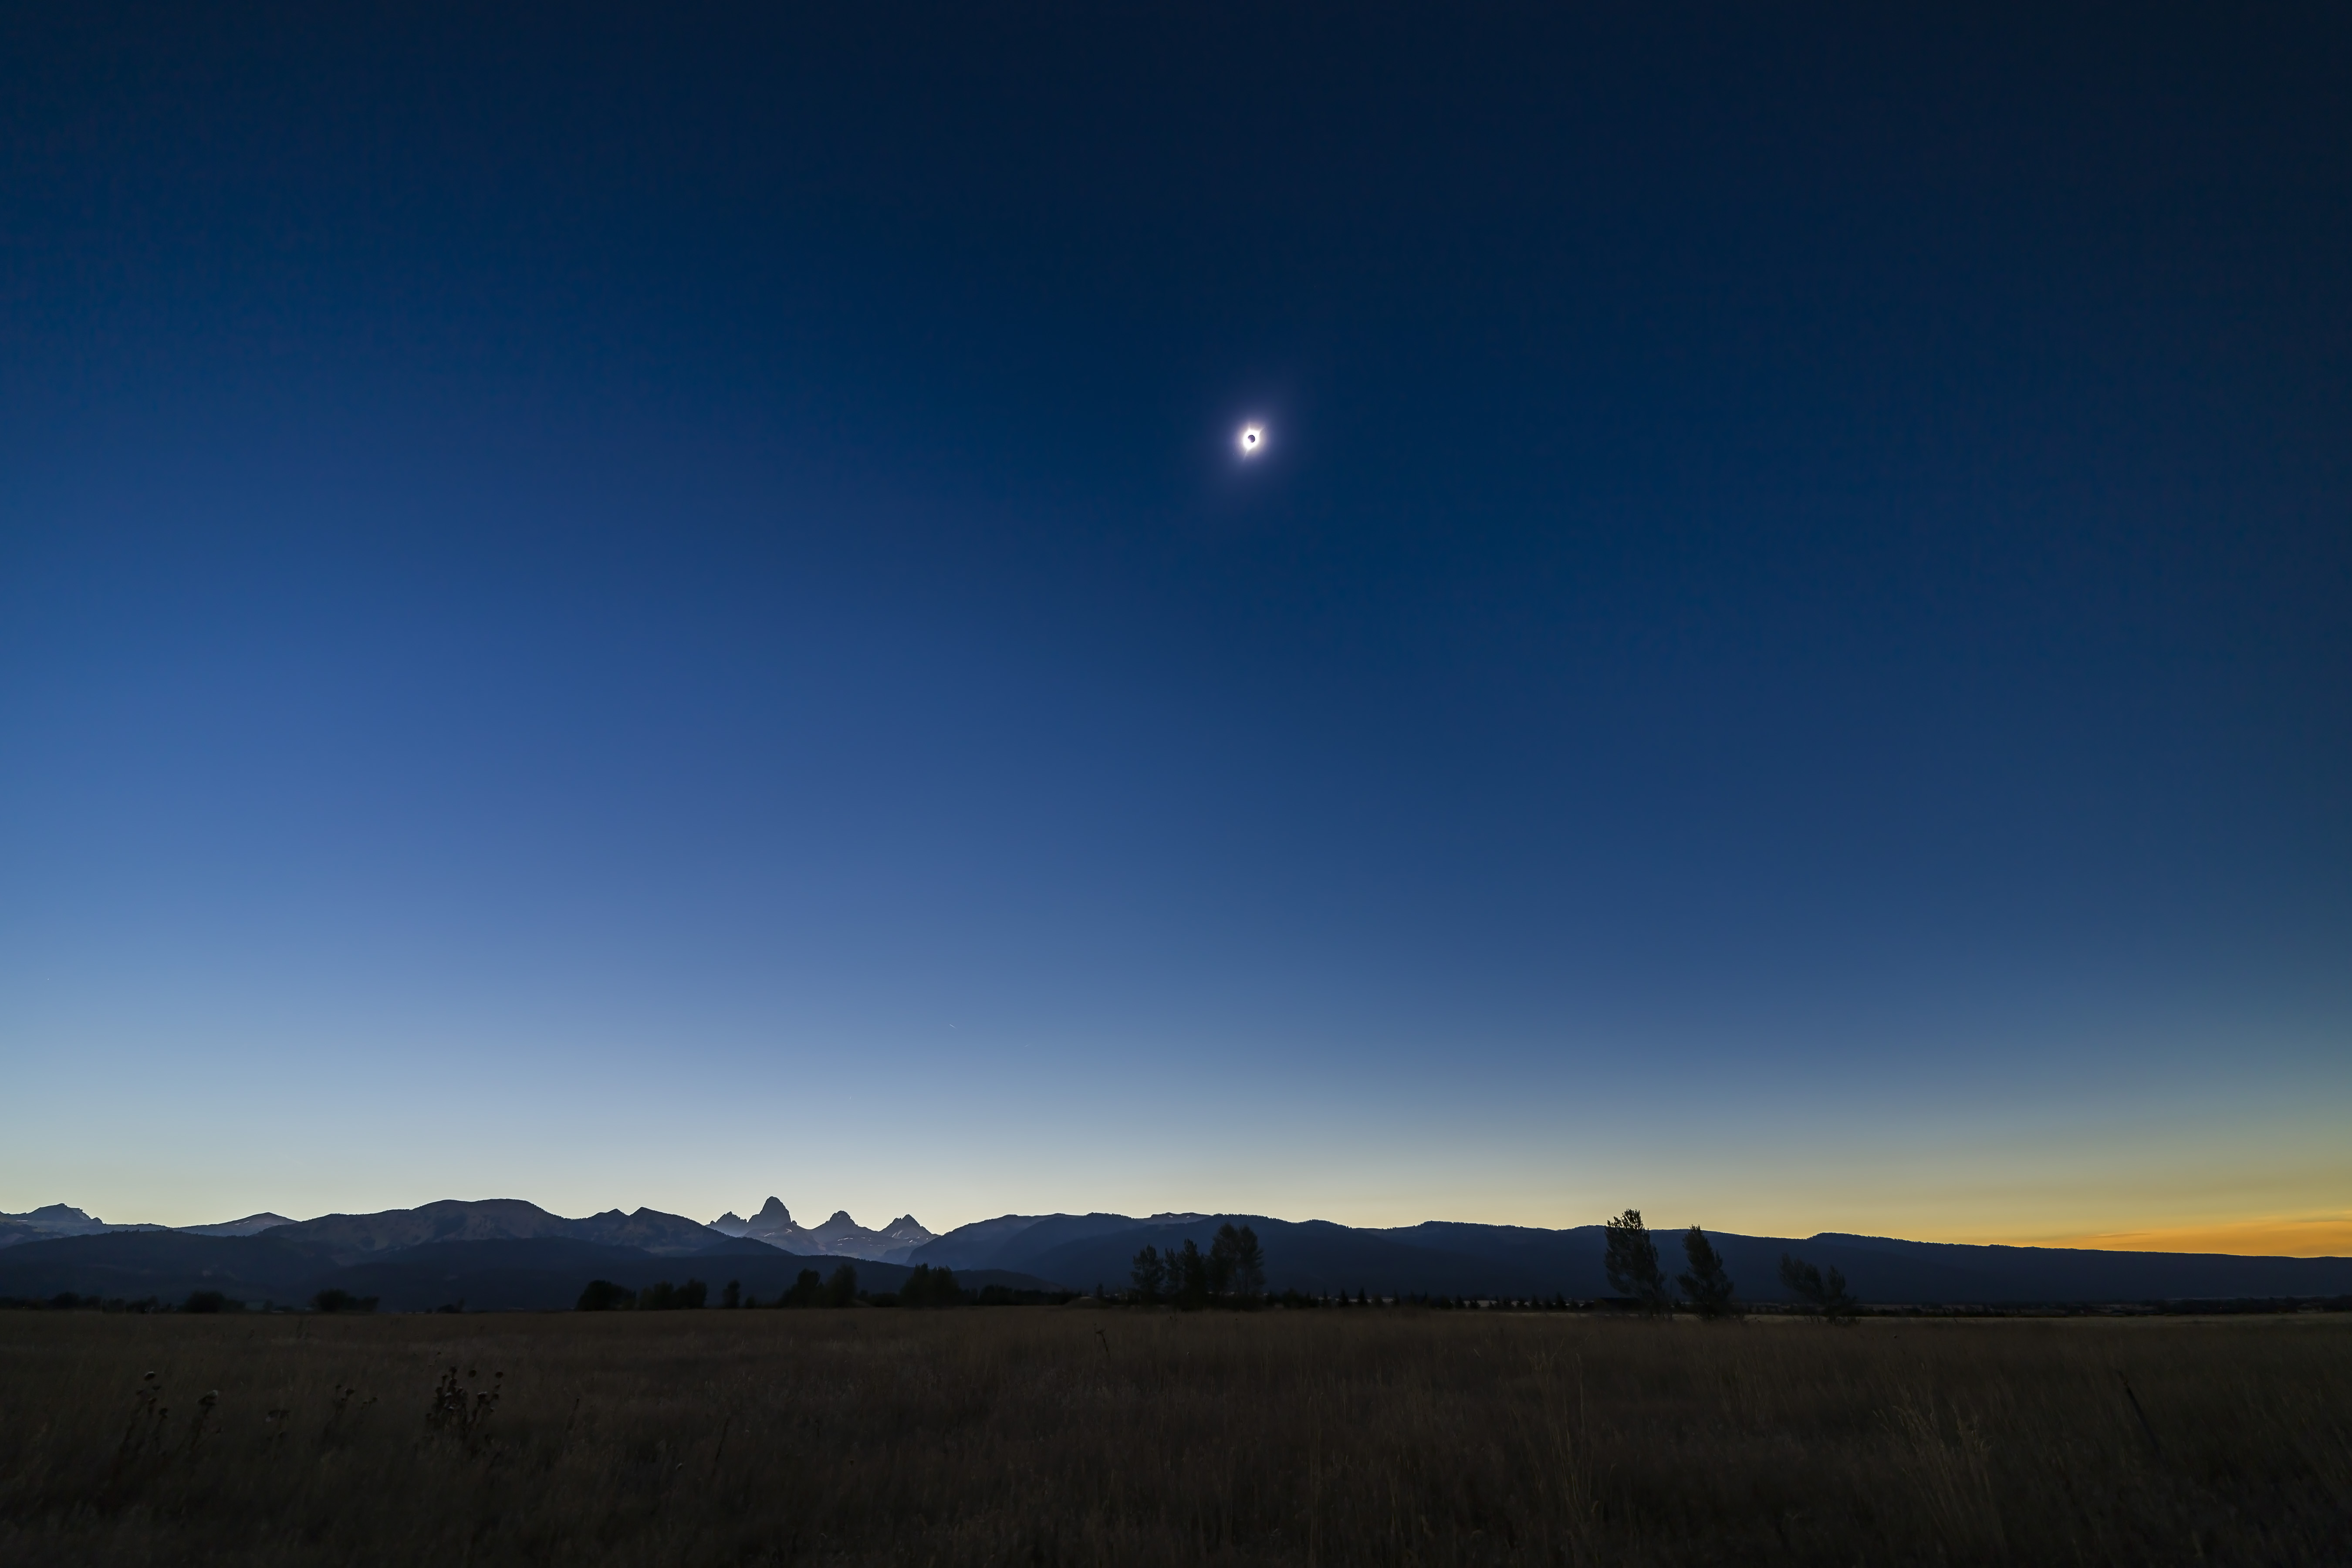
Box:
[3,1200,2346,1308]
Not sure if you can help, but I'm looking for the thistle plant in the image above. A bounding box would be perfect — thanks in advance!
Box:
[425,1365,503,1450]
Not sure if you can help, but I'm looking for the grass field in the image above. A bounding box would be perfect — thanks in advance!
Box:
[1,1307,2346,1565]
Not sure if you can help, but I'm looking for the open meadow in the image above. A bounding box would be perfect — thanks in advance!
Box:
[1,1307,2346,1566]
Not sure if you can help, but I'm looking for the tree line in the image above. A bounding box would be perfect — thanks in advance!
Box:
[568,1211,1862,1317]
[578,1265,862,1311]
[575,1263,1030,1311]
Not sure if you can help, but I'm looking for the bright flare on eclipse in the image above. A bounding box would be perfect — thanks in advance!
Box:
[1238,423,1265,456]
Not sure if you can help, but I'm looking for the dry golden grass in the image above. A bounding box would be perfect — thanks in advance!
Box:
[1,1308,2346,1565]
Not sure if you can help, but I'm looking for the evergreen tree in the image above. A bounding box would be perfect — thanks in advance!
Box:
[1603,1208,1671,1314]
[1130,1244,1167,1303]
[900,1264,962,1307]
[635,1277,710,1310]
[1174,1239,1210,1309]
[823,1264,858,1308]
[1208,1224,1241,1297]
[1778,1254,1860,1324]
[1232,1225,1266,1300]
[1677,1227,1739,1319]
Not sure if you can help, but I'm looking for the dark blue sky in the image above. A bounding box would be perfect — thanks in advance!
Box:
[4,3,2347,1247]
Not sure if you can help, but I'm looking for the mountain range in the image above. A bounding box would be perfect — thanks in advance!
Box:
[0,1200,1046,1311]
[0,1204,297,1247]
[3,1200,2347,1309]
[0,1200,937,1262]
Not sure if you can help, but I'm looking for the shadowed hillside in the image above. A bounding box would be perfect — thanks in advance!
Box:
[0,1230,1058,1312]
[916,1213,2352,1304]
[264,1200,727,1264]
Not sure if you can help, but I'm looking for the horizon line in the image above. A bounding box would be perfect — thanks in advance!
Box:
[9,1197,2348,1260]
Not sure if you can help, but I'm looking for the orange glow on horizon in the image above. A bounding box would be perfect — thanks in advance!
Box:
[2004,1214,2352,1258]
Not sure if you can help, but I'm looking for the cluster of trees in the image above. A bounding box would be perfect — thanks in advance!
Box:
[591,1278,707,1309]
[0,1292,149,1312]
[575,1264,968,1311]
[1603,1209,1859,1322]
[578,1276,723,1310]
[1776,1253,1861,1322]
[1129,1223,1265,1307]
[1603,1209,1735,1317]
[310,1288,379,1314]
[6,1290,385,1314]
[774,1267,862,1308]
[1261,1290,1578,1309]
[897,1264,963,1307]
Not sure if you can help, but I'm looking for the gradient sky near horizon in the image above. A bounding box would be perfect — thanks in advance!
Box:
[4,4,2348,1254]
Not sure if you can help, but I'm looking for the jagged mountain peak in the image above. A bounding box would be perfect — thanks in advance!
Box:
[706,1204,939,1262]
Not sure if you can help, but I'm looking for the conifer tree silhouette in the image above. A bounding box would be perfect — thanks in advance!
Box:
[1677,1227,1738,1319]
[1603,1208,1671,1314]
